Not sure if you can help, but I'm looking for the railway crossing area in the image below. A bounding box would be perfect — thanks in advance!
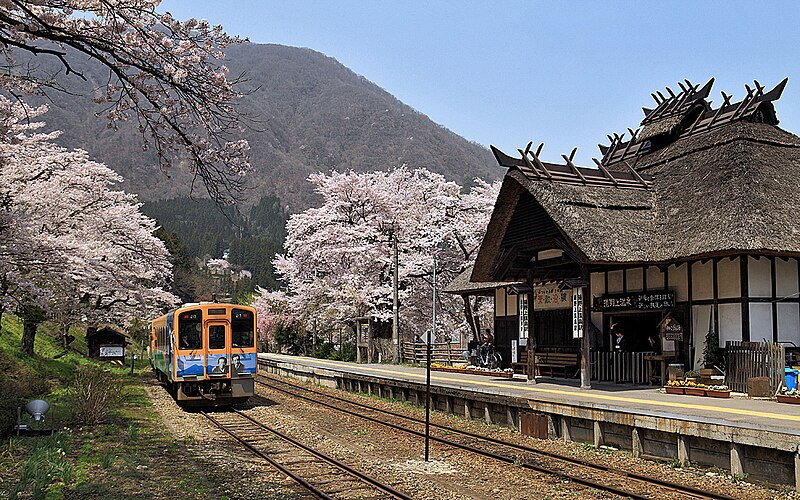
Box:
[259,353,800,490]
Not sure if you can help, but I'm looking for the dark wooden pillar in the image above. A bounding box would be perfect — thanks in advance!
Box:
[580,282,591,389]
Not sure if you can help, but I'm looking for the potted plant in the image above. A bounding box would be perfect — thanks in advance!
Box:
[705,384,731,398]
[777,388,800,404]
[684,381,708,396]
[665,379,686,394]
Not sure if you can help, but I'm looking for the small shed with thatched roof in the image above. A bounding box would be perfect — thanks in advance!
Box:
[470,77,798,386]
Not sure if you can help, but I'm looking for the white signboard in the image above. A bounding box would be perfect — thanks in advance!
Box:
[99,345,124,358]
[534,284,573,310]
[518,293,529,339]
[511,340,518,364]
[572,288,584,339]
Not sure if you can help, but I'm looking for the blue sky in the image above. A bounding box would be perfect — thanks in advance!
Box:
[161,0,800,167]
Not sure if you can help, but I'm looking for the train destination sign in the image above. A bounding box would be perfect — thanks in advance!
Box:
[593,291,675,311]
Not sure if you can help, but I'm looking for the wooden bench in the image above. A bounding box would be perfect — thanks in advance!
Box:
[512,349,529,374]
[535,351,580,378]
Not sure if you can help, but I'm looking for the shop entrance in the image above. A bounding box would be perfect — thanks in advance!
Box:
[606,312,663,352]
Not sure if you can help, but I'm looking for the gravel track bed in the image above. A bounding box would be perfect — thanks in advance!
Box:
[146,375,800,499]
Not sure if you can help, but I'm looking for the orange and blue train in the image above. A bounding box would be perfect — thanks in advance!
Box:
[150,303,257,406]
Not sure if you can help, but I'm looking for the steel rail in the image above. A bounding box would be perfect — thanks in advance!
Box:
[202,408,414,500]
[200,410,332,499]
[258,371,733,500]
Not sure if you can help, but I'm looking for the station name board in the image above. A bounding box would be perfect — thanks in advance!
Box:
[593,291,675,311]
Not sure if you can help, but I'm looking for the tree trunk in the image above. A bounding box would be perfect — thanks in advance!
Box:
[21,315,37,355]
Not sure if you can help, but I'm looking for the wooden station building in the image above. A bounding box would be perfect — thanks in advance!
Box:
[466,77,799,386]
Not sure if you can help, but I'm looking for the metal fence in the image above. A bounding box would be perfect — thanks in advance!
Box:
[725,341,785,394]
[591,351,653,385]
[401,342,464,364]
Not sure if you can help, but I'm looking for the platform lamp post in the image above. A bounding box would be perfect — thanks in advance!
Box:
[392,234,400,363]
[425,251,437,462]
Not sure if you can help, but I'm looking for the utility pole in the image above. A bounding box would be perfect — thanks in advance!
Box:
[393,235,400,362]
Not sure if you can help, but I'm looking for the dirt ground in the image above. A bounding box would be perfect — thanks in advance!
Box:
[146,376,800,499]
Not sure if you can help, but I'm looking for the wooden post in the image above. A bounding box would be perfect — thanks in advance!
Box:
[678,435,689,465]
[632,428,642,458]
[731,443,745,477]
[581,283,592,389]
[593,421,603,448]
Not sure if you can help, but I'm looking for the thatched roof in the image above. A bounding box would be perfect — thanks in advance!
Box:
[639,121,800,261]
[473,79,800,283]
[443,265,522,295]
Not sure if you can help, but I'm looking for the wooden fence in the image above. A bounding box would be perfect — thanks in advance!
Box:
[725,341,785,394]
[591,351,654,385]
[401,342,464,364]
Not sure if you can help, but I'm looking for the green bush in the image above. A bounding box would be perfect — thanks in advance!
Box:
[68,366,123,425]
[312,341,335,359]
[331,341,356,362]
[0,350,50,436]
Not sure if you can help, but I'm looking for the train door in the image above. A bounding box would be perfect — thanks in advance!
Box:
[231,308,257,376]
[206,320,231,378]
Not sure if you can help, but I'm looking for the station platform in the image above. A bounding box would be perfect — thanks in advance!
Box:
[258,352,800,489]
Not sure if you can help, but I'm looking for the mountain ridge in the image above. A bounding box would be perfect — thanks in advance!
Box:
[32,42,500,211]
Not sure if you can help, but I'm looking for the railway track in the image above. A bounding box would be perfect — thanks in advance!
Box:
[201,407,413,499]
[257,370,734,500]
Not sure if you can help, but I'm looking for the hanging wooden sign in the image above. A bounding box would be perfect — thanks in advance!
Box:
[660,315,684,341]
[593,291,675,311]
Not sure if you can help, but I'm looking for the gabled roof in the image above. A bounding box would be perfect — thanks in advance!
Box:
[473,78,800,283]
[443,265,522,295]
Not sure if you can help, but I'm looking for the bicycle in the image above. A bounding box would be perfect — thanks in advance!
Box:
[477,343,502,369]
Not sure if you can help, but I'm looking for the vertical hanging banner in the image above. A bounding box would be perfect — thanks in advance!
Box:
[518,293,529,339]
[572,287,584,339]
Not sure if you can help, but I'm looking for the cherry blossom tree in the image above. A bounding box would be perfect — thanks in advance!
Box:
[0,0,250,203]
[268,167,499,356]
[0,97,178,353]
[251,287,297,352]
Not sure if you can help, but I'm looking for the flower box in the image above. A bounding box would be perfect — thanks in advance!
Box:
[705,389,731,398]
[777,394,800,404]
[665,386,685,395]
[684,387,707,396]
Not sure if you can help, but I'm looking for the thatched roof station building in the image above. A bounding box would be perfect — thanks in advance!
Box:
[467,78,797,387]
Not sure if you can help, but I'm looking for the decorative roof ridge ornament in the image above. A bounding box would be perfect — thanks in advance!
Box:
[600,77,789,168]
[490,143,652,190]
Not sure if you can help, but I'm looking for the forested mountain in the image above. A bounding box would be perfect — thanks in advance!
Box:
[31,42,500,211]
[143,195,287,297]
[24,42,500,294]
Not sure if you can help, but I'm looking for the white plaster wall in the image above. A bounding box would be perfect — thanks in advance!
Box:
[749,303,773,342]
[718,303,742,345]
[590,272,605,300]
[691,261,713,301]
[607,270,624,293]
[692,305,712,370]
[748,256,772,298]
[506,289,518,316]
[717,257,740,299]
[646,266,665,291]
[626,268,643,292]
[669,263,689,302]
[777,303,800,345]
[776,258,799,299]
[495,288,506,317]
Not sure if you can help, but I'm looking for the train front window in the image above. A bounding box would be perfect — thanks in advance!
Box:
[178,310,202,350]
[232,308,255,348]
[209,325,226,349]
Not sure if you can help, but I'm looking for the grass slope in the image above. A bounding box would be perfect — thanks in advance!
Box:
[0,316,224,499]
